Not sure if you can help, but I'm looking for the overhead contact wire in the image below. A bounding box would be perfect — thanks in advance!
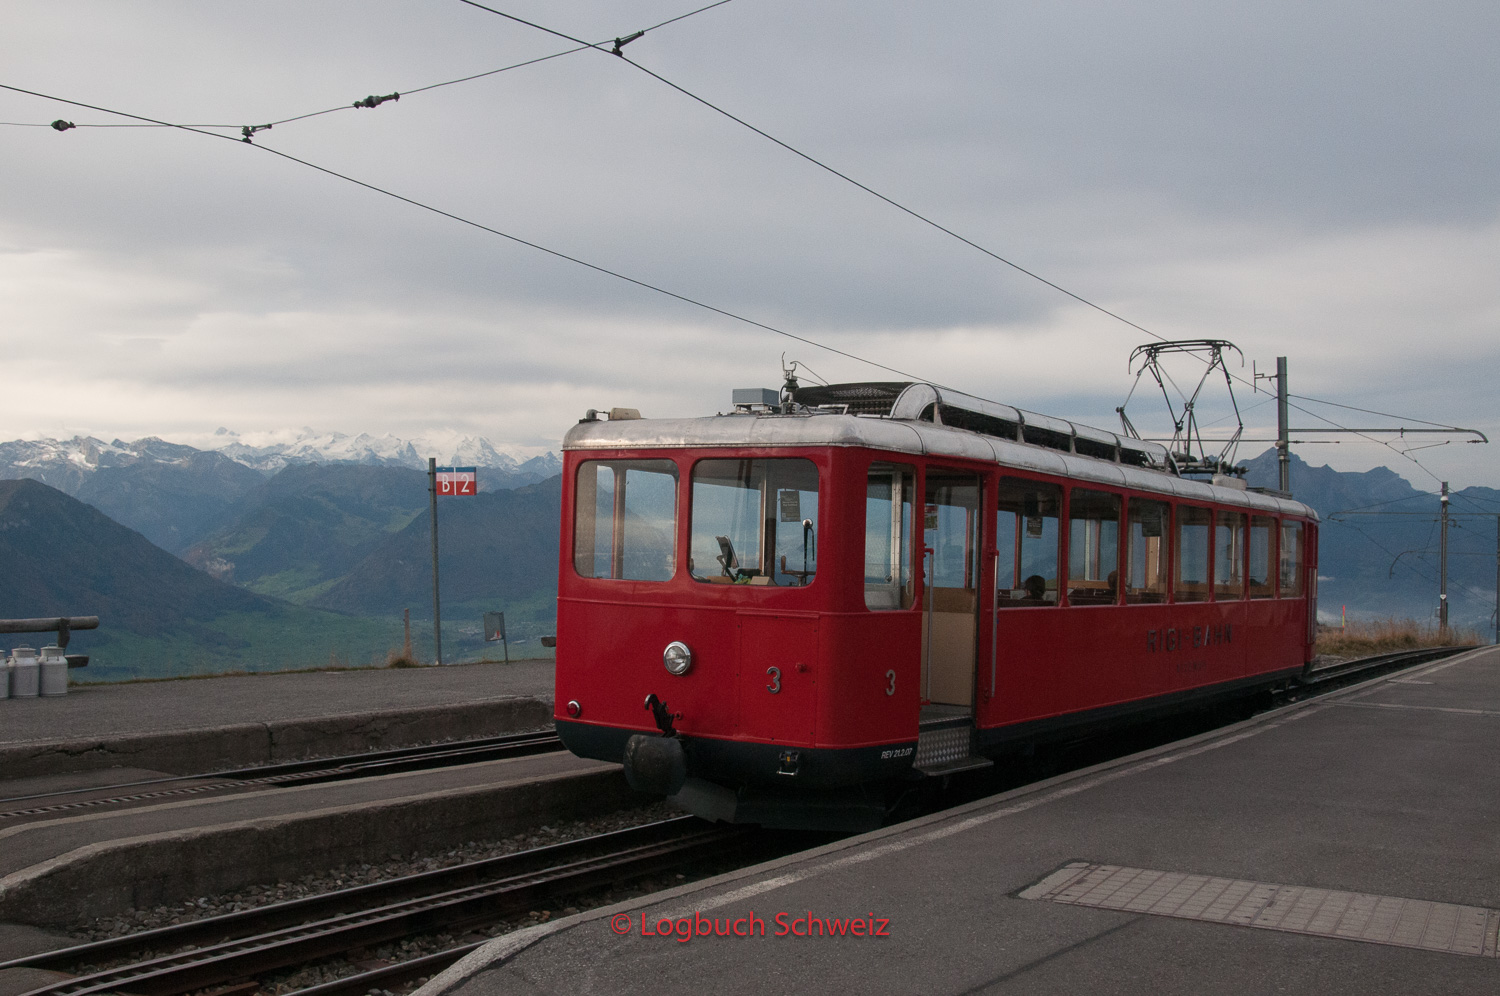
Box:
[459,1,1480,470]
[0,81,946,387]
[456,0,1174,346]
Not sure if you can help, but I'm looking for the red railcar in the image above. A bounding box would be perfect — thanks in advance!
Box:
[554,383,1318,829]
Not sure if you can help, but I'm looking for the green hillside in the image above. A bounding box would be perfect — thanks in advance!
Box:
[311,475,562,658]
[183,464,429,603]
[0,479,404,680]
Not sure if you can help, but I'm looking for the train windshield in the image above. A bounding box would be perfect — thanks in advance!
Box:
[572,460,678,581]
[689,459,820,586]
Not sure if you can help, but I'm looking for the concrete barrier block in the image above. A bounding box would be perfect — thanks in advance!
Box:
[0,766,645,928]
[0,697,555,780]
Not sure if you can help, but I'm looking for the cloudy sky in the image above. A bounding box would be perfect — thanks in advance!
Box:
[2,1,1496,486]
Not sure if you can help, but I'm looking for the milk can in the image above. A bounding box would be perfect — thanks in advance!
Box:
[10,647,39,698]
[39,645,68,696]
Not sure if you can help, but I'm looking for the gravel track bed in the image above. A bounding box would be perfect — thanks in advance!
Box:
[252,861,729,996]
[65,799,775,996]
[73,800,685,943]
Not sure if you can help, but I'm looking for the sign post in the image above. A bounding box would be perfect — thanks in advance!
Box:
[483,611,509,663]
[428,463,479,665]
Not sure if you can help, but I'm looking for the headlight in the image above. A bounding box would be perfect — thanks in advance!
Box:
[663,641,692,675]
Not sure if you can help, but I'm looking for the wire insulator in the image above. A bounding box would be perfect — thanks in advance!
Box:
[611,31,644,56]
[50,119,76,131]
[240,123,273,143]
[353,92,399,109]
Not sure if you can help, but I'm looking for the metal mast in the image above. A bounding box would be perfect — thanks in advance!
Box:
[1276,356,1290,494]
[1439,481,1449,636]
[428,457,442,665]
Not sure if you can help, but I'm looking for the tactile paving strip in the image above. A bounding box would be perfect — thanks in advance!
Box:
[1021,863,1500,958]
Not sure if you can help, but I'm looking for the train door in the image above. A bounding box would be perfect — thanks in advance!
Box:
[918,470,991,773]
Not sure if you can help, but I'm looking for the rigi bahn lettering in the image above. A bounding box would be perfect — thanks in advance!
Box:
[1146,624,1233,652]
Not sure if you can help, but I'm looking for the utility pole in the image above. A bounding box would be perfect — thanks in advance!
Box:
[428,457,442,665]
[1276,356,1290,495]
[1494,516,1499,646]
[1439,481,1449,636]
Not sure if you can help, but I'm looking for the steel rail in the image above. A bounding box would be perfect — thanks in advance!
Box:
[1296,645,1471,690]
[0,730,562,823]
[281,940,484,996]
[7,817,745,996]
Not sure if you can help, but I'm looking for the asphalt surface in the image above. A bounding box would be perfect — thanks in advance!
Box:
[422,646,1500,996]
[0,660,556,746]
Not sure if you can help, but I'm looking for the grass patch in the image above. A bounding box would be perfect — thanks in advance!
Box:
[72,607,406,683]
[1315,617,1483,658]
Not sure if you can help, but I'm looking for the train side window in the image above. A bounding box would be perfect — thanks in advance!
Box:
[572,460,679,581]
[1067,489,1121,605]
[1175,505,1211,602]
[1124,498,1170,603]
[1280,521,1305,597]
[1214,511,1247,599]
[864,464,915,609]
[1248,516,1275,598]
[995,477,1061,607]
[689,459,820,586]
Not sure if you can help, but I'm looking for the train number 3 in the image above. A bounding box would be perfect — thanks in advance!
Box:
[885,669,896,696]
[766,667,781,694]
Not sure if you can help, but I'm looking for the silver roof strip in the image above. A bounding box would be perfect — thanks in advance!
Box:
[563,415,1316,520]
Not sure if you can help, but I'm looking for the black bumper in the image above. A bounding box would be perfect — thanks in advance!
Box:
[555,719,916,790]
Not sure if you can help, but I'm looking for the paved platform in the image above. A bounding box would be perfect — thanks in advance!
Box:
[0,661,556,780]
[420,645,1500,996]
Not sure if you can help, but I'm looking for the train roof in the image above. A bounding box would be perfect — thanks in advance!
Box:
[564,388,1317,521]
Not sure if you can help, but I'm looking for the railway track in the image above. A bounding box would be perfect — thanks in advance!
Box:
[2,816,763,996]
[0,730,563,825]
[1293,644,1471,694]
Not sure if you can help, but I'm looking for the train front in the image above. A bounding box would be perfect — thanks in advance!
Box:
[552,409,920,831]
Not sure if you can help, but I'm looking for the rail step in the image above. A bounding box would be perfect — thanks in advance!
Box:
[915,718,987,772]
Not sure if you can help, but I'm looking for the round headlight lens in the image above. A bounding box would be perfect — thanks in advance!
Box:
[663,641,692,675]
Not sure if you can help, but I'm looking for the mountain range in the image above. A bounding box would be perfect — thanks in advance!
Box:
[0,436,1493,681]
[0,431,561,555]
[0,429,561,491]
[1243,449,1499,631]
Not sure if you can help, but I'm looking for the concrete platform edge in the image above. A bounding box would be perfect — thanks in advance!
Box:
[411,647,1496,996]
[0,696,554,781]
[0,764,639,928]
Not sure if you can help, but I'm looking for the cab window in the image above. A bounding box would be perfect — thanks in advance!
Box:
[864,463,915,609]
[690,459,820,586]
[1248,516,1275,598]
[1067,489,1121,605]
[1214,511,1246,599]
[996,477,1061,607]
[1125,498,1170,604]
[573,460,678,581]
[1175,505,1211,602]
[1280,521,1305,596]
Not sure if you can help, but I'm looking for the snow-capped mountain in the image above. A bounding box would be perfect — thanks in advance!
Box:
[203,428,558,476]
[0,430,561,494]
[0,436,206,492]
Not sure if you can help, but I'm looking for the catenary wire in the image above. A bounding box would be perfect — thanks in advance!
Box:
[0,82,958,389]
[456,0,1487,476]
[0,0,731,133]
[455,0,1175,346]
